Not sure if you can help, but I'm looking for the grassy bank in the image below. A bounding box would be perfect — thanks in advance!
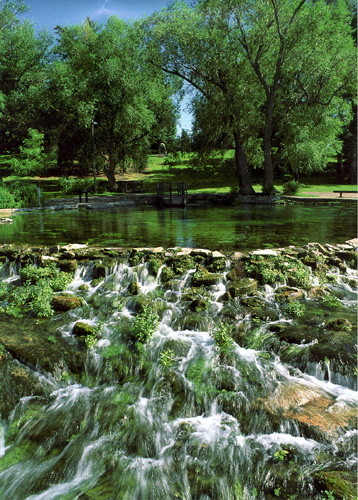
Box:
[0,151,356,207]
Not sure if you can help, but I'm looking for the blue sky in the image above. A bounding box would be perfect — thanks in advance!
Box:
[23,0,192,132]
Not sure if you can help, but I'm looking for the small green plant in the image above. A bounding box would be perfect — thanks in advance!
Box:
[274,447,289,462]
[281,180,300,195]
[3,263,73,318]
[274,486,281,497]
[47,335,57,344]
[323,491,335,500]
[212,322,234,354]
[284,301,306,318]
[131,309,159,344]
[322,295,342,309]
[84,333,98,349]
[159,348,176,369]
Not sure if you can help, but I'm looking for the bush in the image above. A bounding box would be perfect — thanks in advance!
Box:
[2,263,74,318]
[131,309,159,344]
[0,186,16,209]
[281,180,300,195]
[8,181,39,207]
[213,322,234,354]
[0,182,40,208]
[59,177,93,195]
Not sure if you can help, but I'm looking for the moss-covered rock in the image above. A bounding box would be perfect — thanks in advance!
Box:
[314,470,357,499]
[191,270,221,287]
[189,298,207,312]
[228,278,257,297]
[162,338,191,358]
[275,286,305,302]
[326,318,352,331]
[58,259,77,272]
[72,321,95,337]
[128,281,140,295]
[92,262,107,279]
[51,294,82,312]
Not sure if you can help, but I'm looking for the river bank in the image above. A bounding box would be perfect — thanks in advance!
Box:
[0,240,357,499]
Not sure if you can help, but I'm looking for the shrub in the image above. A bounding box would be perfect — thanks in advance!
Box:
[59,177,93,195]
[3,263,73,318]
[284,301,306,318]
[0,186,16,209]
[131,309,159,344]
[281,180,300,195]
[8,181,39,207]
[212,322,234,354]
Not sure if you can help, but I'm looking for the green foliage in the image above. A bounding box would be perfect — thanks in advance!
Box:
[84,333,98,349]
[84,321,103,349]
[2,263,73,317]
[245,255,311,288]
[8,181,39,207]
[131,309,159,344]
[212,322,234,354]
[0,181,39,208]
[0,185,16,208]
[274,447,289,462]
[284,301,306,318]
[159,348,176,369]
[281,180,300,195]
[59,177,93,195]
[9,129,47,176]
[322,295,342,310]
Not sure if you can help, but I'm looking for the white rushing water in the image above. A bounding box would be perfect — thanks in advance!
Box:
[0,252,356,500]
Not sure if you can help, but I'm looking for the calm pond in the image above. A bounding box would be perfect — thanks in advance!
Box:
[0,203,356,250]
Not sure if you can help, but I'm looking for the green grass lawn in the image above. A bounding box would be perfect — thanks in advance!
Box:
[0,151,356,201]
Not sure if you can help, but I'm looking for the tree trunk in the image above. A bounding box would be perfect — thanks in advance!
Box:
[336,153,344,184]
[262,93,276,195]
[106,126,118,192]
[232,126,255,195]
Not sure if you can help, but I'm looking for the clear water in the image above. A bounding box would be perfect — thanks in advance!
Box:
[0,203,356,249]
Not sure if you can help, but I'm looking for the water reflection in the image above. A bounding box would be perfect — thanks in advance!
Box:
[0,204,356,250]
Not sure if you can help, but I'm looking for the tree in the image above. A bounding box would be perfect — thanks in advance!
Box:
[9,128,47,176]
[198,0,356,193]
[50,16,178,189]
[147,0,356,194]
[0,0,52,153]
[144,2,258,195]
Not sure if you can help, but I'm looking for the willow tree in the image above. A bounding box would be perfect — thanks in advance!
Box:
[198,0,356,193]
[50,16,178,189]
[146,0,355,194]
[144,2,259,195]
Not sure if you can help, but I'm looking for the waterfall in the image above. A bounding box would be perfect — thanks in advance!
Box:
[0,246,356,500]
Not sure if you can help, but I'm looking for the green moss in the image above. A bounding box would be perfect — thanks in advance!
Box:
[0,442,37,473]
[315,471,357,499]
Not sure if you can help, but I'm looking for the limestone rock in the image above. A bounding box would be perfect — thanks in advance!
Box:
[190,248,212,258]
[251,249,279,256]
[263,380,357,439]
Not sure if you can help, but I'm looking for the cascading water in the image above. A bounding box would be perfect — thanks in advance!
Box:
[0,244,356,500]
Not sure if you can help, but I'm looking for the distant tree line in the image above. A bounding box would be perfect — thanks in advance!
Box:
[0,0,356,193]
